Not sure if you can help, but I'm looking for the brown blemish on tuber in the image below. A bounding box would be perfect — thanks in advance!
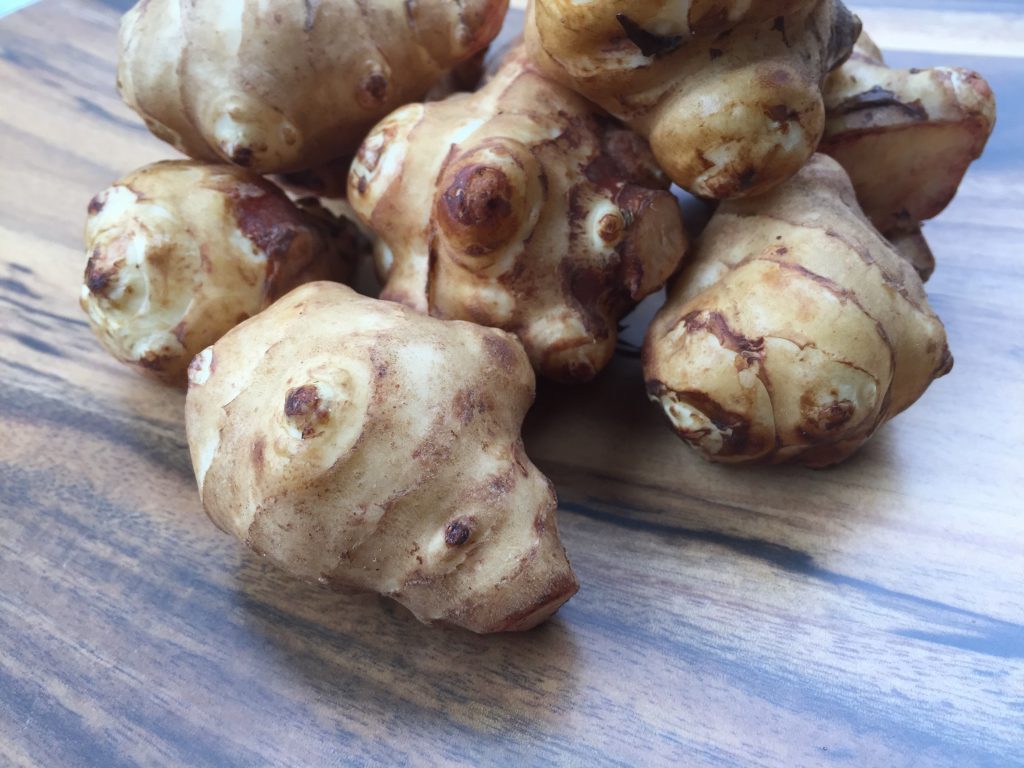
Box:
[597,212,624,245]
[678,310,766,364]
[284,384,330,438]
[438,165,519,255]
[483,334,518,372]
[251,437,266,471]
[358,72,390,108]
[444,518,474,547]
[228,183,306,262]
[800,391,856,434]
[84,251,118,297]
[452,388,488,425]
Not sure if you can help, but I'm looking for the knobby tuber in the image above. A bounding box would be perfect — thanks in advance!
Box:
[81,161,359,384]
[643,155,951,467]
[185,282,578,633]
[117,0,509,174]
[348,48,688,383]
[821,32,996,280]
[525,0,861,198]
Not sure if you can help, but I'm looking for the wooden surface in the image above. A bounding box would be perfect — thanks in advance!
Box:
[1,2,1023,766]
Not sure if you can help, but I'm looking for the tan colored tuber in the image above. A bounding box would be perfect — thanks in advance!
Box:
[117,0,509,174]
[525,0,861,199]
[185,281,578,633]
[348,48,687,383]
[643,155,951,467]
[821,32,997,280]
[81,161,359,384]
[277,53,494,201]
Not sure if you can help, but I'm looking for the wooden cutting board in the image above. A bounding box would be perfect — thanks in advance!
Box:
[1,2,1022,766]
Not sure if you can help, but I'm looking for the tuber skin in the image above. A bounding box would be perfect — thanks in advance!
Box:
[821,32,997,281]
[348,48,688,384]
[525,0,861,199]
[185,281,578,634]
[643,155,952,468]
[117,0,509,174]
[81,161,359,385]
[276,52,492,201]
[277,157,355,202]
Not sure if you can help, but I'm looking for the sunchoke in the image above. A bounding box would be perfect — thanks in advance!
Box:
[117,0,509,174]
[821,32,997,280]
[348,48,687,383]
[185,281,578,633]
[525,0,861,199]
[81,161,358,384]
[643,155,951,467]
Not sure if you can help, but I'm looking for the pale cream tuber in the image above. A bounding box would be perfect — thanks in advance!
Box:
[525,0,861,198]
[81,161,359,384]
[821,32,997,280]
[185,281,578,633]
[348,48,687,383]
[643,155,951,467]
[117,0,509,174]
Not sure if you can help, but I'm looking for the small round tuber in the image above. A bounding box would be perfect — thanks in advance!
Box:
[643,155,952,467]
[525,0,861,199]
[116,0,509,174]
[821,31,997,280]
[81,161,359,385]
[185,281,578,633]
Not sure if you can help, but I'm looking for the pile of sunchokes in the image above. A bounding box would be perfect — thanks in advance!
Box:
[81,1,995,632]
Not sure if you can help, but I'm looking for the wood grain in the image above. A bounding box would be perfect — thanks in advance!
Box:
[1,2,1022,767]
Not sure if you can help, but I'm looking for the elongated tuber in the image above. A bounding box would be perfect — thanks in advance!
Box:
[81,161,359,384]
[117,0,508,174]
[348,48,687,383]
[525,0,860,198]
[643,155,951,467]
[821,32,996,280]
[185,281,578,633]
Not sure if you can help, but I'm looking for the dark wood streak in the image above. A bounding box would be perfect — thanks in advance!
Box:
[75,95,150,133]
[0,276,43,299]
[0,379,193,480]
[6,331,65,357]
[560,500,1024,660]
[0,355,66,383]
[0,1,1022,767]
[0,294,92,329]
